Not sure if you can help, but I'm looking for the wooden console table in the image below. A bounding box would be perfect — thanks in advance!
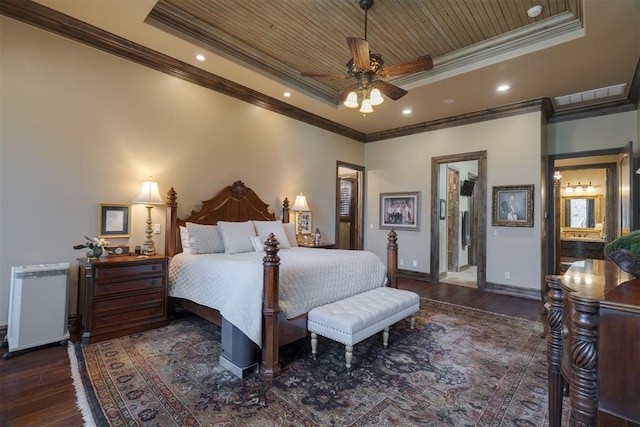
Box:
[546,259,640,426]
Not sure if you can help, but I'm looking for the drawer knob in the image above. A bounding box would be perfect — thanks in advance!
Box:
[102,317,110,324]
[151,279,157,285]
[152,265,158,271]
[151,308,158,314]
[102,302,110,308]
[104,285,111,291]
[151,294,157,300]
[561,325,569,339]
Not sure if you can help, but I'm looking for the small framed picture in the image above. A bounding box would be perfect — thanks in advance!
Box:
[98,203,131,238]
[380,192,420,231]
[297,211,312,234]
[491,185,534,227]
[439,199,446,220]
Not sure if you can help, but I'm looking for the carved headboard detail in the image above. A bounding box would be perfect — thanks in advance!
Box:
[165,180,288,256]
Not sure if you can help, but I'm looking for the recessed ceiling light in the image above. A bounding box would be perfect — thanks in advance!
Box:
[283,92,291,98]
[497,84,510,92]
[527,5,543,18]
[443,99,455,105]
[196,54,205,61]
[402,109,412,115]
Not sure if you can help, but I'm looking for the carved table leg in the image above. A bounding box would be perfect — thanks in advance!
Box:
[569,298,599,427]
[546,275,565,427]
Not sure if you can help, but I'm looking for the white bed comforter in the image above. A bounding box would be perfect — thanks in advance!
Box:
[168,248,387,346]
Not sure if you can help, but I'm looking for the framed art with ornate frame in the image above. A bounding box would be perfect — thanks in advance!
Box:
[491,185,534,227]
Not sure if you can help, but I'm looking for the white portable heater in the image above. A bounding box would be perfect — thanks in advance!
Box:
[3,263,70,359]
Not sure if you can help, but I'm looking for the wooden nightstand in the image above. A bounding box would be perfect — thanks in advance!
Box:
[77,255,169,343]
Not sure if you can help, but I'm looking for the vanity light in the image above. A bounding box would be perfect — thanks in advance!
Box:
[564,183,573,194]
[586,182,595,192]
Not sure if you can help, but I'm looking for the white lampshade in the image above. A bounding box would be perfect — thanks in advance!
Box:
[133,179,164,204]
[344,91,358,109]
[291,193,310,211]
[359,98,374,113]
[369,88,384,106]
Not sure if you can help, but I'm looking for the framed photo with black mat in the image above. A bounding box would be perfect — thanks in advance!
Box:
[491,185,534,227]
[98,203,131,238]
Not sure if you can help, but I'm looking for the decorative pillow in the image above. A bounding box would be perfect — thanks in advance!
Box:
[252,221,291,249]
[283,222,298,247]
[179,225,196,255]
[217,221,257,254]
[249,235,268,252]
[185,222,225,254]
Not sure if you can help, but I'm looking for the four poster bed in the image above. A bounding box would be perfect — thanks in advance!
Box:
[165,180,398,378]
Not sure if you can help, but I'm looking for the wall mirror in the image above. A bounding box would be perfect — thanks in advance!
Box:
[561,194,601,230]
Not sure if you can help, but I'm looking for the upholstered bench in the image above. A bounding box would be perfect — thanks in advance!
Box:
[307,286,420,371]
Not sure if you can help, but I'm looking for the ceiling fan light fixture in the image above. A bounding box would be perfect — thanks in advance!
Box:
[344,91,359,108]
[359,98,374,113]
[369,88,384,105]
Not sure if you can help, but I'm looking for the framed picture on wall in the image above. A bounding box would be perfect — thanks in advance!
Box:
[98,203,131,238]
[379,192,421,231]
[491,185,534,227]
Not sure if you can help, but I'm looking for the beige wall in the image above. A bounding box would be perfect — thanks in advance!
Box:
[0,18,364,325]
[365,112,544,292]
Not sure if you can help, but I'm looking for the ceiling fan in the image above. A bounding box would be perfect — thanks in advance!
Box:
[301,0,433,112]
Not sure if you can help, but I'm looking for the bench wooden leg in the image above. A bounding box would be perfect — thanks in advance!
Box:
[383,326,390,348]
[311,332,318,360]
[345,345,353,369]
[410,313,416,329]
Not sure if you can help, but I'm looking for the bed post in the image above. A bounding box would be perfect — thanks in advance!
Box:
[282,198,290,223]
[165,187,178,257]
[387,230,398,289]
[261,233,281,378]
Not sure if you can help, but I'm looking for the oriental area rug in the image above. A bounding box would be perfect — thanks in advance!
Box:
[70,299,560,426]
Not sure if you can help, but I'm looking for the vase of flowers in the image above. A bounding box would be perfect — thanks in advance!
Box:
[604,230,640,279]
[74,236,112,260]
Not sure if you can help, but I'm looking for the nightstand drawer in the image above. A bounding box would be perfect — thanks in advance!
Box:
[94,291,166,314]
[94,261,165,280]
[95,276,165,296]
[93,306,165,330]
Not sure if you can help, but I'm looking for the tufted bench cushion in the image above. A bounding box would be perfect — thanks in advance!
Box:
[307,286,420,370]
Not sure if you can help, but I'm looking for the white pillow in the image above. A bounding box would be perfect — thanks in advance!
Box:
[252,221,291,249]
[179,225,196,255]
[249,235,268,252]
[185,222,225,254]
[217,221,257,254]
[283,222,298,247]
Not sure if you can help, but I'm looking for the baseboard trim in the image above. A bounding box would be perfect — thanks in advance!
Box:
[458,264,470,272]
[398,269,431,282]
[485,282,542,301]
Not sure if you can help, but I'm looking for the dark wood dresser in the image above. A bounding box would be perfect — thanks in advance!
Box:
[546,259,640,426]
[77,255,169,343]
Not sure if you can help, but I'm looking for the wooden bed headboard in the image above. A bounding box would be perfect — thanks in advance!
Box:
[165,180,290,256]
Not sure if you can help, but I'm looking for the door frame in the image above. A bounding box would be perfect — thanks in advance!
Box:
[430,151,487,289]
[335,161,364,250]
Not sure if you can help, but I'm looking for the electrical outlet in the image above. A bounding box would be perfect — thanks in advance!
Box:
[399,259,404,266]
[505,271,510,280]
[369,223,374,229]
[153,223,161,234]
[494,229,499,236]
[412,260,417,267]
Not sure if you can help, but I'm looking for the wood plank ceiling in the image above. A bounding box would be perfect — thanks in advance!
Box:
[147,0,579,106]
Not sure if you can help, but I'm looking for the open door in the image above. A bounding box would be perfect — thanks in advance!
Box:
[336,162,364,250]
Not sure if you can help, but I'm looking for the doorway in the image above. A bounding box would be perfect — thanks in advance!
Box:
[336,162,364,250]
[430,151,487,290]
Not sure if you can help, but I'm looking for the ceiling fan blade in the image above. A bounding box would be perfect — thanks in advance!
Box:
[347,37,370,72]
[339,83,360,103]
[379,55,433,78]
[372,80,408,101]
[301,71,349,79]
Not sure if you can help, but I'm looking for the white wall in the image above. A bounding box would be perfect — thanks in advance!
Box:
[365,112,543,292]
[0,18,364,326]
[548,111,638,156]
